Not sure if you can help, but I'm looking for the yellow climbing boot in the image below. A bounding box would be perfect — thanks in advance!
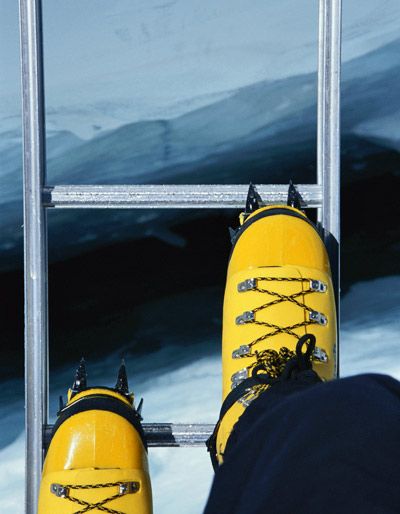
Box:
[38,360,152,514]
[208,184,337,468]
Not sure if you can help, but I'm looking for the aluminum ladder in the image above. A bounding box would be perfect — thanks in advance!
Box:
[19,0,341,512]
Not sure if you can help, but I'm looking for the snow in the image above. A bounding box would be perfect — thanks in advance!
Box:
[1,37,399,270]
[1,1,400,270]
[354,112,400,150]
[1,276,399,513]
[1,2,399,510]
[2,0,400,138]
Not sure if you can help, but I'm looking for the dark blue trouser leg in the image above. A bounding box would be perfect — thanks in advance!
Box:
[204,374,400,514]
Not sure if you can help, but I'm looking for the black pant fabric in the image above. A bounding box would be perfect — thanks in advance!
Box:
[204,374,400,514]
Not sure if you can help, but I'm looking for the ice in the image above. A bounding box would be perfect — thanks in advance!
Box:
[1,2,399,508]
[2,0,400,137]
[0,434,25,513]
[1,2,400,271]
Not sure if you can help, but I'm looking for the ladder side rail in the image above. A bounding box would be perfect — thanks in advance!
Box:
[19,0,49,513]
[317,0,342,242]
[317,0,342,376]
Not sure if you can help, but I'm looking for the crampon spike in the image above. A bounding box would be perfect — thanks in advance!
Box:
[287,180,304,209]
[245,183,263,214]
[228,226,238,244]
[71,358,87,393]
[137,398,144,416]
[115,359,130,396]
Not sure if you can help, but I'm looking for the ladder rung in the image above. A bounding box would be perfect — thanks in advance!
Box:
[43,184,323,209]
[44,423,214,448]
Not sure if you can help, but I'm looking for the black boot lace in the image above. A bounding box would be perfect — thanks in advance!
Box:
[231,276,328,390]
[50,481,139,514]
[207,332,324,471]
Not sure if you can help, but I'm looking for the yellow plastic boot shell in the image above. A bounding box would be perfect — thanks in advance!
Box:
[230,205,331,276]
[217,206,337,465]
[38,389,152,513]
[39,468,152,514]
